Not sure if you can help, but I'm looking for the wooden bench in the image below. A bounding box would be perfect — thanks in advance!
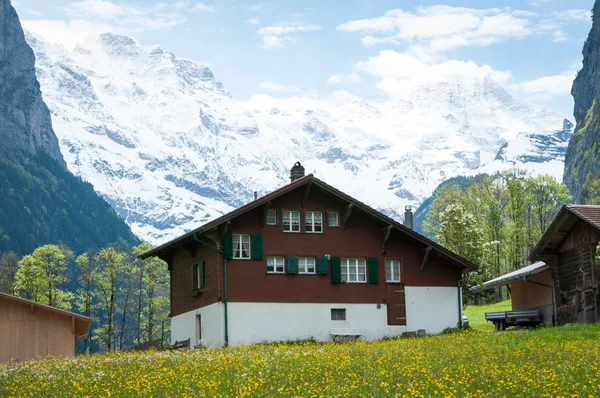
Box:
[330,328,361,342]
[171,338,190,350]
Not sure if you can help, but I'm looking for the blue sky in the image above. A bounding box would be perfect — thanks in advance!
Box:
[12,0,594,117]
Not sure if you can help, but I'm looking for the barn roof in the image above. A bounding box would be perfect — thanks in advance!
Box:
[139,174,478,271]
[471,262,549,292]
[0,293,91,338]
[529,205,600,260]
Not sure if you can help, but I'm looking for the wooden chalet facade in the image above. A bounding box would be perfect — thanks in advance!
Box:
[0,293,90,362]
[529,205,600,324]
[140,163,478,347]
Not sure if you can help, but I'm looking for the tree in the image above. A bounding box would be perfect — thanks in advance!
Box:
[14,245,74,309]
[437,203,484,264]
[75,253,95,353]
[0,251,19,294]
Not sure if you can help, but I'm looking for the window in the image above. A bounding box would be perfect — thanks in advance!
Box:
[341,258,366,283]
[197,262,205,289]
[331,308,346,321]
[233,234,251,259]
[266,209,277,225]
[298,257,316,274]
[267,256,285,273]
[328,211,339,227]
[283,210,301,232]
[386,260,401,283]
[305,211,323,233]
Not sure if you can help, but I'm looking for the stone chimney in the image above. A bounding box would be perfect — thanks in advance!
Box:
[290,162,305,182]
[404,206,414,230]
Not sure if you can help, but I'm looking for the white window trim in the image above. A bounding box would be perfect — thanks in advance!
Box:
[386,259,401,283]
[267,256,285,274]
[298,257,316,274]
[328,211,339,227]
[266,209,277,226]
[341,258,367,284]
[305,211,323,234]
[233,234,251,260]
[331,308,346,321]
[283,210,301,233]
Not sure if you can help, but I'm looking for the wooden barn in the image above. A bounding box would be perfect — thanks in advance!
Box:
[0,293,90,362]
[529,205,600,324]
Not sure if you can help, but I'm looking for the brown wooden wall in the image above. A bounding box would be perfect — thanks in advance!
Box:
[559,220,600,253]
[166,185,463,318]
[511,270,554,311]
[0,298,75,362]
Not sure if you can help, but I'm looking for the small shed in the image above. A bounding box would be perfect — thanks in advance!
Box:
[474,262,555,324]
[529,205,600,324]
[0,293,90,362]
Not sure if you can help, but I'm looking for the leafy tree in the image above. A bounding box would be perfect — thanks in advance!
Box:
[75,253,95,353]
[0,251,19,294]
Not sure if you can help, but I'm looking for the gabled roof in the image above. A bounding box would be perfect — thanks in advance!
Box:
[529,205,600,260]
[0,293,90,338]
[471,262,548,292]
[139,175,478,270]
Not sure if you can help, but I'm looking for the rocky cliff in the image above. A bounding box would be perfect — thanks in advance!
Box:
[564,2,600,203]
[0,0,63,165]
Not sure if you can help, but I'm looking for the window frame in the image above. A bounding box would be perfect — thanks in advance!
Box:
[298,257,316,274]
[328,211,340,227]
[282,210,301,233]
[232,234,251,260]
[266,256,285,274]
[331,308,346,321]
[340,258,367,283]
[385,259,401,283]
[305,211,323,234]
[266,209,277,226]
[196,262,205,290]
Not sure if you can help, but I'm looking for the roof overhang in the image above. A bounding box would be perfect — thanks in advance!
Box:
[471,262,549,293]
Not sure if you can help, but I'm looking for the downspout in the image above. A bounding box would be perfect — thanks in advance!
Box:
[524,277,556,326]
[193,234,229,346]
[458,276,464,328]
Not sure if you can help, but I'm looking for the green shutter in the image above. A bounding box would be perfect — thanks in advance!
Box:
[317,256,328,275]
[368,257,379,284]
[331,257,341,283]
[199,262,205,289]
[287,256,298,274]
[251,234,263,260]
[190,264,195,290]
[224,232,233,259]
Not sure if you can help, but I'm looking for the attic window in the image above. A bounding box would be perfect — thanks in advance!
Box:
[266,209,277,225]
[305,211,323,233]
[283,211,300,233]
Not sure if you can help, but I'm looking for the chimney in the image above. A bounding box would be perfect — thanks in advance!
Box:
[254,191,258,200]
[290,161,305,182]
[404,206,414,230]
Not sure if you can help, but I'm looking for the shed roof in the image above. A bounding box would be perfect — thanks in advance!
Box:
[139,174,478,271]
[0,293,91,338]
[472,262,549,292]
[529,205,600,260]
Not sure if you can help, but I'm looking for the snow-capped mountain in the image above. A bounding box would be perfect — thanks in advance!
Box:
[27,32,571,244]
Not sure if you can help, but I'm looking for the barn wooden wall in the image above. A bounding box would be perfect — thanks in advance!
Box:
[0,298,75,362]
[511,270,554,322]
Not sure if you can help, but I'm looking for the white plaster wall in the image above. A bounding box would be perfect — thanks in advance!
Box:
[170,302,224,347]
[405,286,460,334]
[227,303,406,345]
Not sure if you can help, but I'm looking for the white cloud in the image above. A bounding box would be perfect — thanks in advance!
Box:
[554,9,592,22]
[509,71,577,100]
[327,72,361,85]
[67,0,132,20]
[259,80,301,93]
[257,23,320,49]
[246,18,260,25]
[22,19,112,50]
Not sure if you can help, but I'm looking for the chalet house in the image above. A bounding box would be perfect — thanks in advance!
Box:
[140,163,478,347]
[529,205,600,324]
[0,293,90,362]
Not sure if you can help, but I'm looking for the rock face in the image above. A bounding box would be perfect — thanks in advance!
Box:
[564,1,600,202]
[26,31,571,244]
[0,0,63,165]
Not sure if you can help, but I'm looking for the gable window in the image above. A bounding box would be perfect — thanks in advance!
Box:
[331,308,346,321]
[267,256,285,273]
[305,211,323,233]
[283,210,301,232]
[298,257,316,274]
[328,211,339,227]
[233,234,251,259]
[341,258,366,283]
[266,209,277,225]
[386,259,401,283]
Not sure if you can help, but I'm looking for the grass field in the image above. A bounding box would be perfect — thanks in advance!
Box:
[2,325,600,397]
[464,299,512,330]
